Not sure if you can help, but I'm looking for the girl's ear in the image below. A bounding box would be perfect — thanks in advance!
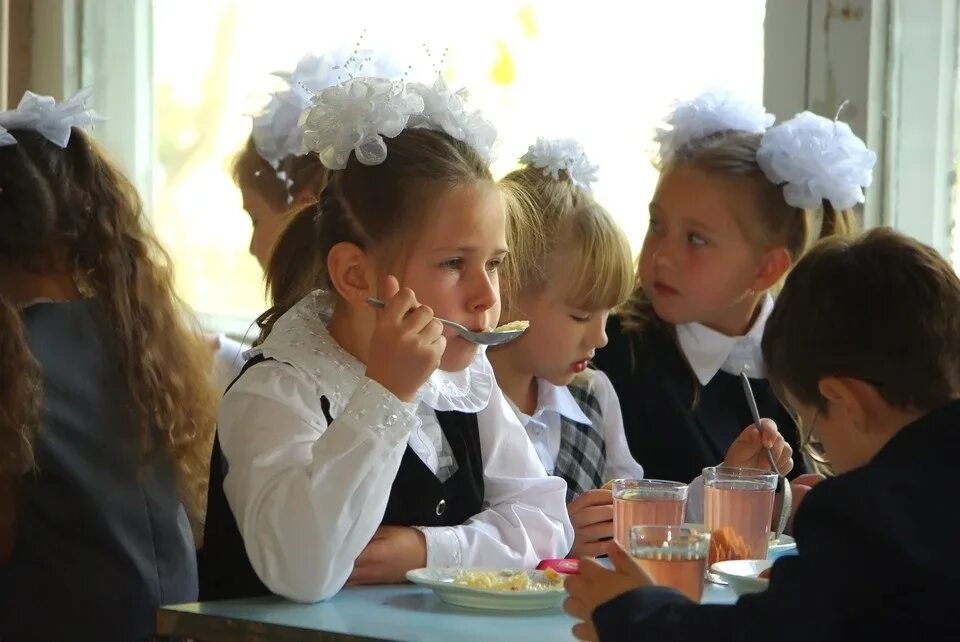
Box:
[327,242,376,304]
[753,246,791,292]
[294,190,316,206]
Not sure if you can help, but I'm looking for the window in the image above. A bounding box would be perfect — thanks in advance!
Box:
[150,0,766,331]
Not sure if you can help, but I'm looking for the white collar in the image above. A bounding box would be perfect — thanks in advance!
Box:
[508,377,592,427]
[253,290,493,414]
[675,294,774,386]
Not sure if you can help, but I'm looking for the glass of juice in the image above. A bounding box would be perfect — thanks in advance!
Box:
[629,525,709,602]
[612,479,689,549]
[702,466,778,564]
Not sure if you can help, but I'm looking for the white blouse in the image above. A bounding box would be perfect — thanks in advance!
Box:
[212,333,248,393]
[505,369,706,522]
[676,293,774,385]
[506,369,645,483]
[217,291,573,602]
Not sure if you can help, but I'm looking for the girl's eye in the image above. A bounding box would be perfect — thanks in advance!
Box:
[648,217,663,233]
[440,258,464,270]
[486,258,503,272]
[688,233,708,247]
[570,312,591,323]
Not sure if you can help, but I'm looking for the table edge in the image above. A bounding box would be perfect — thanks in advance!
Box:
[156,605,392,642]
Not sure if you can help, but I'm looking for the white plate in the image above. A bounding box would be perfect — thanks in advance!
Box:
[710,559,772,596]
[681,523,797,558]
[405,567,566,611]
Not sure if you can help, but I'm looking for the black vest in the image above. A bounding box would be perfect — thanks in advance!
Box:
[0,299,196,642]
[592,316,804,484]
[198,355,485,600]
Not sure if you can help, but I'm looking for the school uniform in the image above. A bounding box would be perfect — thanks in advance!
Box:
[506,369,644,503]
[212,333,248,393]
[593,295,805,484]
[592,396,960,642]
[0,299,197,642]
[199,290,573,603]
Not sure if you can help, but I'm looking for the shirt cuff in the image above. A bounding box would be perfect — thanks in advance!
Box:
[414,526,463,567]
[340,377,421,449]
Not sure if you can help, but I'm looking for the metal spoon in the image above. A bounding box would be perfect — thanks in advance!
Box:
[366,298,527,346]
[739,371,792,542]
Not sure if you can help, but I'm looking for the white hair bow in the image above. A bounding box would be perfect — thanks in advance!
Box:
[0,88,105,148]
[757,111,876,210]
[655,88,775,166]
[520,137,598,190]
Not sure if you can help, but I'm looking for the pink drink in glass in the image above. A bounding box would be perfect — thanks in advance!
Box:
[612,479,688,549]
[703,466,777,563]
[629,526,709,602]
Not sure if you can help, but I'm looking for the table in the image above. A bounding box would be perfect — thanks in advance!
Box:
[157,581,737,642]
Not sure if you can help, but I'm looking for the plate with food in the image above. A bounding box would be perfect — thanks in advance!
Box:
[405,567,567,610]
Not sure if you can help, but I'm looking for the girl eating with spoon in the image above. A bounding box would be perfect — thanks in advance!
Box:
[198,71,573,603]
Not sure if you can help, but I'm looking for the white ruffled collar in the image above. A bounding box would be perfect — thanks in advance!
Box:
[676,294,773,386]
[255,290,493,413]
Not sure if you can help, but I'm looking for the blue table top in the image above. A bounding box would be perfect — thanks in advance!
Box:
[158,581,738,641]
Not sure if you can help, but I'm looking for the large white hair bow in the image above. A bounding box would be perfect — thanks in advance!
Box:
[0,88,104,148]
[299,74,497,170]
[298,77,424,170]
[520,137,598,190]
[252,49,407,168]
[655,88,774,165]
[757,111,876,210]
[406,76,497,163]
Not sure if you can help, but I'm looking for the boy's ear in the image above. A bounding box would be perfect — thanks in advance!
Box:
[327,242,376,305]
[818,376,887,435]
[754,246,792,292]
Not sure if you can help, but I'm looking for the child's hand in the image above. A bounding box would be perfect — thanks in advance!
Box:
[347,525,427,586]
[784,473,826,532]
[365,276,446,402]
[568,489,615,558]
[564,544,654,641]
[724,418,794,475]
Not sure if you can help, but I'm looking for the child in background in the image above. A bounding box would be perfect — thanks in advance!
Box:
[594,91,872,486]
[214,49,407,390]
[492,139,795,558]
[199,74,573,603]
[0,90,217,642]
[565,227,960,642]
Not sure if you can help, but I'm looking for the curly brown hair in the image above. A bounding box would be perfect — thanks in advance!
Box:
[0,128,217,535]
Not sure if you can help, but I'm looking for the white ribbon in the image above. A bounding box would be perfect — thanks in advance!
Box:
[0,88,105,148]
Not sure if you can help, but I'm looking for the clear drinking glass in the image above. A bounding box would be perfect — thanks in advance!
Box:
[612,479,689,549]
[629,525,709,602]
[702,466,778,564]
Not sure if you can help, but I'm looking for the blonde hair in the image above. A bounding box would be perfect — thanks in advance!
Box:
[257,127,499,340]
[500,165,633,315]
[0,129,218,535]
[621,130,858,336]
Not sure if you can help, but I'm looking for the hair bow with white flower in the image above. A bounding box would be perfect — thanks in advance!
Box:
[0,88,104,148]
[298,76,424,170]
[655,88,775,166]
[757,111,876,210]
[406,76,497,163]
[253,49,407,169]
[519,137,599,190]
